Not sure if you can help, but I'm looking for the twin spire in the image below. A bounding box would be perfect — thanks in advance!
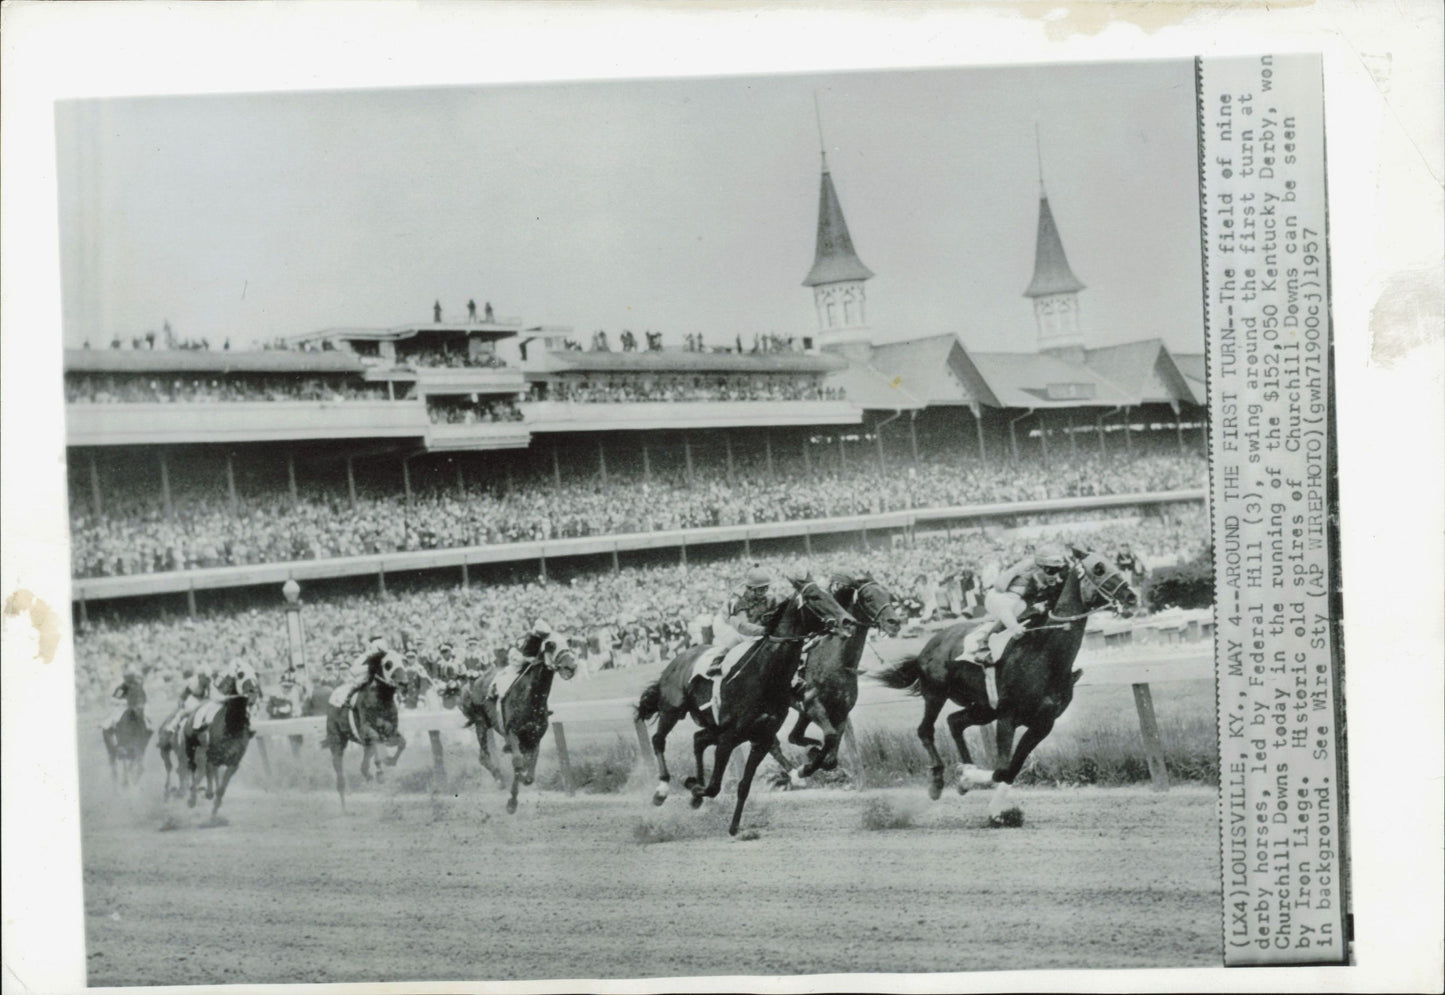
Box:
[803,97,873,289]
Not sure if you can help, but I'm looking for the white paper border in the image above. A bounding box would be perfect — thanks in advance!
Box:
[3,2,1441,993]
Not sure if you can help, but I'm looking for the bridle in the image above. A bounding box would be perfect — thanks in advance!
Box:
[765,581,853,645]
[1046,559,1134,624]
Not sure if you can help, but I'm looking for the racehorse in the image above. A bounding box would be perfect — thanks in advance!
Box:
[458,634,578,814]
[162,664,262,820]
[635,575,855,835]
[874,547,1137,822]
[767,573,904,781]
[101,682,152,789]
[321,658,411,812]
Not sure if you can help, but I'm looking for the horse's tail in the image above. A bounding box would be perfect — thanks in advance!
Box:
[635,680,663,724]
[873,654,925,696]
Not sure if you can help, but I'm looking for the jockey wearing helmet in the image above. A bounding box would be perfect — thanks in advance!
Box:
[164,665,214,729]
[724,565,782,639]
[488,619,552,701]
[102,669,149,733]
[968,544,1072,665]
[341,633,391,707]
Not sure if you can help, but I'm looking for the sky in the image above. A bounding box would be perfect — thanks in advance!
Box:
[56,59,1205,355]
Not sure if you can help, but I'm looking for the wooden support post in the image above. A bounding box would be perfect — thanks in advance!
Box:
[764,430,774,476]
[633,718,653,767]
[1123,406,1133,457]
[724,432,735,485]
[539,554,547,582]
[1131,683,1170,791]
[225,452,238,511]
[287,450,299,506]
[641,440,651,483]
[860,527,869,552]
[842,720,865,791]
[1038,412,1049,465]
[801,432,812,474]
[185,587,197,618]
[1175,409,1186,454]
[743,534,752,558]
[158,450,173,517]
[679,542,687,568]
[88,447,104,516]
[973,407,987,463]
[1068,411,1078,456]
[551,721,575,796]
[428,729,446,779]
[288,734,304,758]
[1008,419,1020,464]
[803,531,813,557]
[78,597,89,627]
[254,735,272,778]
[456,459,466,495]
[377,566,387,596]
[611,547,620,574]
[504,462,513,495]
[597,438,608,486]
[400,457,412,503]
[552,445,562,487]
[1097,412,1107,455]
[837,432,846,471]
[460,560,470,590]
[346,455,357,509]
[908,412,920,469]
[875,419,887,476]
[683,435,694,483]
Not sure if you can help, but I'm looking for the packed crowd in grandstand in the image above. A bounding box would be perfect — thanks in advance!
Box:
[65,373,394,405]
[426,398,525,425]
[397,346,509,370]
[71,504,1205,708]
[68,447,1204,578]
[536,377,844,404]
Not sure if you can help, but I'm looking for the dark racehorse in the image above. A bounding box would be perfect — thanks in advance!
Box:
[163,665,262,821]
[874,548,1136,822]
[322,662,411,812]
[767,574,904,782]
[635,576,855,835]
[102,683,152,789]
[458,635,579,814]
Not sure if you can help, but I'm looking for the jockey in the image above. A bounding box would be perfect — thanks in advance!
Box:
[102,669,148,732]
[488,619,551,701]
[967,544,1072,665]
[717,565,782,648]
[341,633,391,708]
[164,666,214,728]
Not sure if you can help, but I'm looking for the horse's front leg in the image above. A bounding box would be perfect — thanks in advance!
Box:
[103,731,118,789]
[386,732,406,768]
[209,764,236,821]
[474,724,505,787]
[360,741,377,782]
[728,739,770,837]
[330,745,348,812]
[505,733,525,814]
[685,727,715,808]
[797,696,840,776]
[695,730,739,802]
[159,741,174,801]
[916,693,948,800]
[767,738,807,789]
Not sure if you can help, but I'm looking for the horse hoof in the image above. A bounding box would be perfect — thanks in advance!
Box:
[956,782,970,796]
[186,795,197,809]
[506,797,518,815]
[652,793,668,807]
[689,793,704,810]
[927,781,943,801]
[988,808,1024,828]
[683,776,698,790]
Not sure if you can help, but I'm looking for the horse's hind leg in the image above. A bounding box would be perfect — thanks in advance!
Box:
[505,735,525,814]
[984,717,1054,826]
[916,693,948,800]
[210,764,236,821]
[386,733,406,768]
[649,708,681,805]
[696,732,738,803]
[474,725,505,788]
[685,727,715,808]
[786,710,818,749]
[331,747,348,812]
[728,740,769,837]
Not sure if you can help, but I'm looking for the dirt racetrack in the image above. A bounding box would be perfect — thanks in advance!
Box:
[80,766,1222,986]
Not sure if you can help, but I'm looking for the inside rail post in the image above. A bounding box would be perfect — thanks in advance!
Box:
[254,735,272,779]
[1131,683,1170,791]
[551,721,575,796]
[803,529,813,557]
[377,565,386,597]
[288,734,304,758]
[842,719,866,791]
[611,547,620,574]
[186,586,197,619]
[78,596,89,627]
[428,729,446,781]
[743,534,752,558]
[460,559,469,590]
[633,718,653,767]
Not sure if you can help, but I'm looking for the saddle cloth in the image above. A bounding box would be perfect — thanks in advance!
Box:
[327,683,352,708]
[702,638,763,719]
[189,700,224,733]
[691,637,758,686]
[492,669,522,737]
[953,630,1006,710]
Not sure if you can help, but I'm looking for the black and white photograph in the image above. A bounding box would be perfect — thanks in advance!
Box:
[1,4,1439,993]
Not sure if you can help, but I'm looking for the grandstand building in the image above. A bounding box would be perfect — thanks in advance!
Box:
[62,131,1207,624]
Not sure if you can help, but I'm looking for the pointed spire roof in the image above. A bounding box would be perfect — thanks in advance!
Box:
[803,161,874,288]
[1024,193,1085,298]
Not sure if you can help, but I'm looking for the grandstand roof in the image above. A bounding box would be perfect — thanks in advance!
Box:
[825,360,926,410]
[1083,340,1197,406]
[966,351,1135,408]
[1023,195,1086,298]
[64,349,364,375]
[534,349,846,375]
[867,334,989,407]
[1171,351,1208,405]
[294,321,521,344]
[802,167,874,288]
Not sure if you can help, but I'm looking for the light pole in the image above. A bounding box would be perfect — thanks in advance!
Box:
[282,579,309,683]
